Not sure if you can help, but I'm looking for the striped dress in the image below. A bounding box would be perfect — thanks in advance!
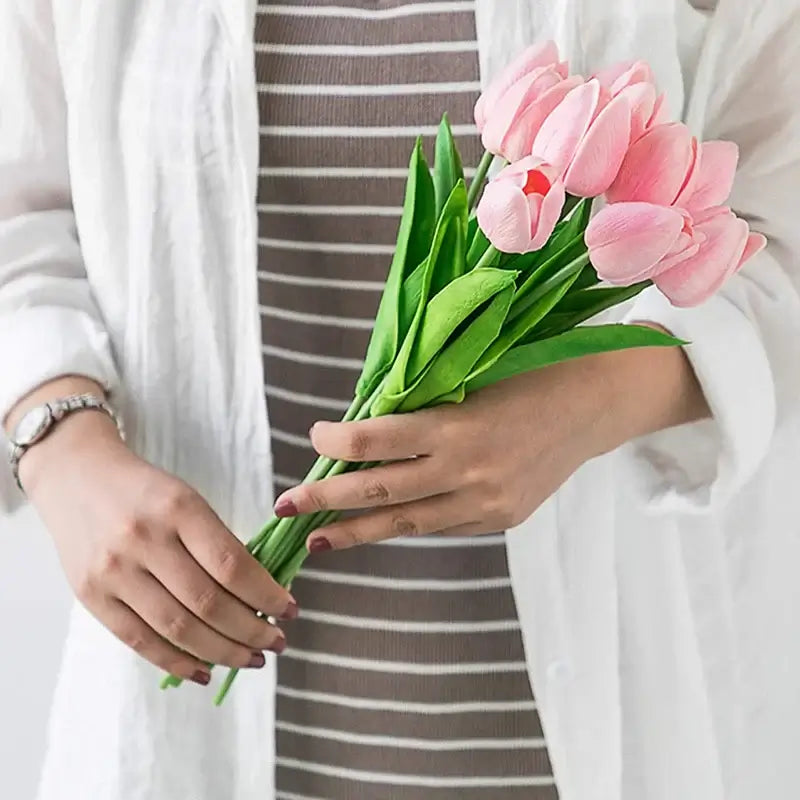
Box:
[255,2,559,797]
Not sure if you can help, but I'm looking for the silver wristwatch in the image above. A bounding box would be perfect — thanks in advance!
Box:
[7,393,123,491]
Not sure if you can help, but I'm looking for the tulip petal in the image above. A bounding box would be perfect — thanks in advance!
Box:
[475,40,560,130]
[605,122,694,205]
[564,91,632,197]
[593,60,635,91]
[477,179,534,253]
[499,75,584,161]
[684,140,739,214]
[610,60,655,94]
[531,80,601,173]
[530,179,566,250]
[617,82,656,143]
[586,202,687,283]
[654,212,749,306]
[648,93,671,127]
[737,232,767,270]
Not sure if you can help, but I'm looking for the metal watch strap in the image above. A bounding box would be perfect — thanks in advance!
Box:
[9,393,124,492]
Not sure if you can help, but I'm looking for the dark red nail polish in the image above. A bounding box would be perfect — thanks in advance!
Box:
[280,600,299,621]
[248,651,266,669]
[308,536,332,554]
[274,497,299,518]
[270,635,287,656]
[191,670,211,686]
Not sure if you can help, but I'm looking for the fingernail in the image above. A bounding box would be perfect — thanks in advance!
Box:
[191,669,211,686]
[274,496,299,518]
[308,422,318,438]
[248,651,266,669]
[308,536,332,554]
[280,599,299,621]
[269,634,287,656]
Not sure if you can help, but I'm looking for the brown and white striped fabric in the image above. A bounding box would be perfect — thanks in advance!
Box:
[255,2,558,797]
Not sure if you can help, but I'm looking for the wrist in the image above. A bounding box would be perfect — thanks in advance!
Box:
[19,409,124,499]
[4,376,107,433]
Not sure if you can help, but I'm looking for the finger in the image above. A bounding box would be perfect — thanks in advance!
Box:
[146,538,292,652]
[177,502,295,618]
[274,457,454,516]
[309,411,436,463]
[306,493,477,551]
[121,568,283,669]
[99,597,211,684]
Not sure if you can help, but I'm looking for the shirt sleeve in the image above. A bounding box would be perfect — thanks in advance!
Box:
[0,2,121,513]
[622,0,800,513]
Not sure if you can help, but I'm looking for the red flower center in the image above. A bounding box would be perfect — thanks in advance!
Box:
[522,169,551,197]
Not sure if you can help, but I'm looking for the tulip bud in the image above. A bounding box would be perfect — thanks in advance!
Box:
[477,157,565,253]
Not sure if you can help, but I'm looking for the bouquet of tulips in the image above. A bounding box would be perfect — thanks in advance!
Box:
[164,41,765,703]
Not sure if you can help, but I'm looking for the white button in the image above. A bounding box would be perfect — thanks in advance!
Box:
[546,660,573,682]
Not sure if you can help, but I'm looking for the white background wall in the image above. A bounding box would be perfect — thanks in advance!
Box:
[0,507,71,800]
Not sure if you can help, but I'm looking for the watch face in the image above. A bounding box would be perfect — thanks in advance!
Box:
[14,406,52,446]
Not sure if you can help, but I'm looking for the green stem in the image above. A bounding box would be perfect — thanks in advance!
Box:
[166,388,386,702]
[466,149,495,211]
[507,251,590,324]
[474,244,500,270]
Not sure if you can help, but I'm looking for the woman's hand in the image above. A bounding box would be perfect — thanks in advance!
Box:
[11,380,294,685]
[274,342,709,550]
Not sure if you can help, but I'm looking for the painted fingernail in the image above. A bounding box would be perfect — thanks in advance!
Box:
[191,669,211,686]
[308,536,332,554]
[248,651,266,669]
[280,599,299,621]
[274,496,299,518]
[269,634,287,656]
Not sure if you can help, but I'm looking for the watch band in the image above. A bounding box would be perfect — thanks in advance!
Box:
[8,393,124,492]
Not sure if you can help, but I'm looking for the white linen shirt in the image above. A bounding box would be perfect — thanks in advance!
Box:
[2,1,800,798]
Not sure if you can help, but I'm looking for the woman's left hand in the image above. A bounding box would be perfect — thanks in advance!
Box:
[273,342,708,551]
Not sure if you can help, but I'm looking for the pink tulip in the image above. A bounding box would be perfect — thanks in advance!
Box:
[606,123,738,213]
[480,69,584,162]
[654,207,767,306]
[586,202,766,306]
[474,41,566,131]
[586,202,702,284]
[477,157,565,253]
[531,79,632,197]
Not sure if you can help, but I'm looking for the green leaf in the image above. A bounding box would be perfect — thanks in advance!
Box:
[466,224,492,270]
[433,113,464,217]
[370,184,476,412]
[531,281,651,339]
[395,284,515,412]
[428,180,468,297]
[570,262,600,291]
[357,139,435,398]
[468,268,581,384]
[372,268,517,415]
[465,324,686,393]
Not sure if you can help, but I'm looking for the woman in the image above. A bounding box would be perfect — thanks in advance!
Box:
[2,0,799,798]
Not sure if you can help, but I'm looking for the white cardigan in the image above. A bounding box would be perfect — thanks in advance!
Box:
[2,1,800,798]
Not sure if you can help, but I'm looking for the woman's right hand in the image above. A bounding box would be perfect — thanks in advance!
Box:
[14,386,293,686]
